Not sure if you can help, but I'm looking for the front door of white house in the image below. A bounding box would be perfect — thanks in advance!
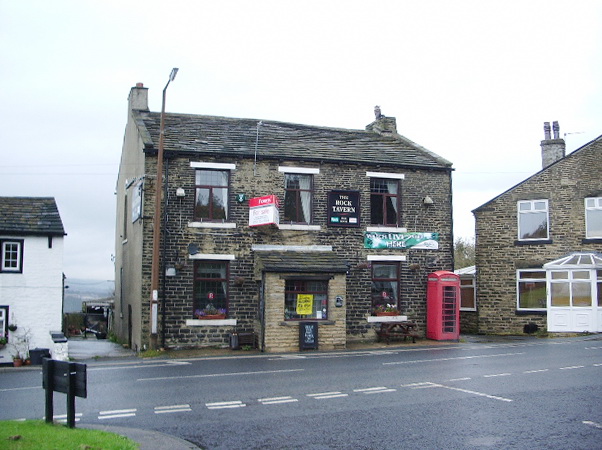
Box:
[545,253,602,333]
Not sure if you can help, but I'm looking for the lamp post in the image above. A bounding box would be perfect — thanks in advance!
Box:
[149,67,178,350]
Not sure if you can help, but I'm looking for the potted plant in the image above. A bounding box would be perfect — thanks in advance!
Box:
[8,323,17,332]
[0,335,7,349]
[12,353,24,367]
[194,305,227,320]
[373,304,400,316]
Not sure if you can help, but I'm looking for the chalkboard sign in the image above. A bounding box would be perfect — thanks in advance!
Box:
[299,322,318,350]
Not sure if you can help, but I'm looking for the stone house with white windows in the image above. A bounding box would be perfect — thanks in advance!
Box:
[473,122,602,334]
[114,84,456,353]
[0,197,68,364]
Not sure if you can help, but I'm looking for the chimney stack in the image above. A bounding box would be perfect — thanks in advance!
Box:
[540,121,565,169]
[366,106,398,136]
[128,82,149,112]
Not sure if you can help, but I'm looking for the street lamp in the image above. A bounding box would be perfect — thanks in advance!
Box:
[149,67,178,350]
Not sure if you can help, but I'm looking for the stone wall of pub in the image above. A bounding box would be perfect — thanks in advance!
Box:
[153,154,454,348]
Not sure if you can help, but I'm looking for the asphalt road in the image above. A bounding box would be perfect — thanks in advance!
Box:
[2,336,601,449]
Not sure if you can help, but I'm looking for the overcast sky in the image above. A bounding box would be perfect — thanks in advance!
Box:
[1,1,601,281]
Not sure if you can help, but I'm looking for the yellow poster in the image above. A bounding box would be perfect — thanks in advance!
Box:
[296,294,314,315]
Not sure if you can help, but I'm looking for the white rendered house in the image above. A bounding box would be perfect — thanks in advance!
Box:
[0,197,67,363]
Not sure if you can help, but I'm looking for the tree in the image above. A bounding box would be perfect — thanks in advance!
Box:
[454,236,475,269]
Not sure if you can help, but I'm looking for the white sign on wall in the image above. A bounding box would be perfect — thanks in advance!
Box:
[249,195,280,227]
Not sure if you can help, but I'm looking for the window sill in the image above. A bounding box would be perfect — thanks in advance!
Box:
[280,320,335,326]
[366,226,407,233]
[186,319,237,326]
[514,239,552,246]
[460,308,477,312]
[188,222,237,229]
[278,224,321,231]
[582,238,602,244]
[366,315,408,322]
[515,310,547,316]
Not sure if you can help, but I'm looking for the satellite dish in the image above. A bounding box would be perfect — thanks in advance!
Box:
[188,243,200,255]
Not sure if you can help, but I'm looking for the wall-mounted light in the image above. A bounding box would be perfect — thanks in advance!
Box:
[176,188,185,197]
[165,267,176,277]
[423,196,434,206]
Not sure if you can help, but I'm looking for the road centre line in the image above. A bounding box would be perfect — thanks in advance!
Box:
[154,404,192,413]
[353,387,397,394]
[483,373,512,378]
[559,365,585,370]
[447,377,471,381]
[0,386,41,392]
[583,420,602,429]
[206,401,245,409]
[383,352,525,365]
[524,369,549,374]
[98,409,137,420]
[259,396,298,405]
[137,368,304,382]
[307,391,349,399]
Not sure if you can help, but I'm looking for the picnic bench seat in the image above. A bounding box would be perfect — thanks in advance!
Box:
[375,321,419,344]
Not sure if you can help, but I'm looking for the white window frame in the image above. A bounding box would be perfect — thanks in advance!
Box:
[1,240,23,273]
[516,269,547,311]
[459,277,476,311]
[517,199,549,241]
[585,197,602,238]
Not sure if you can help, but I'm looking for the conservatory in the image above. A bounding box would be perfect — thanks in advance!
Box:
[544,252,602,333]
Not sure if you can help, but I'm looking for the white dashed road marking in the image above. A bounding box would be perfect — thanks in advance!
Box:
[307,391,349,399]
[206,401,245,410]
[583,420,602,429]
[98,409,137,420]
[154,404,192,414]
[353,387,397,394]
[258,396,298,405]
[559,365,585,370]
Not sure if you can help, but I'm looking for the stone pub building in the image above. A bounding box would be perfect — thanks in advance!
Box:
[114,84,455,352]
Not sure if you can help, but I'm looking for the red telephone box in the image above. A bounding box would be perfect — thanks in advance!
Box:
[426,271,461,341]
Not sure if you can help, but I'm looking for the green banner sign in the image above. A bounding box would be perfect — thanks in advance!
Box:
[364,232,439,249]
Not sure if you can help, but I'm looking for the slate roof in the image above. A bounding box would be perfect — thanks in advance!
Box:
[0,197,66,236]
[255,251,349,274]
[134,111,453,170]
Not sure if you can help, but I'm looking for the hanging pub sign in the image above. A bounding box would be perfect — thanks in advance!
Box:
[328,190,360,227]
[249,195,280,227]
[364,232,439,249]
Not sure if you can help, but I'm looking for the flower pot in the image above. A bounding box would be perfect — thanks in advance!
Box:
[376,312,399,316]
[8,325,17,332]
[13,358,23,367]
[197,314,226,320]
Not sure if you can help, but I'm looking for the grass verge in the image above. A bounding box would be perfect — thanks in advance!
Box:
[0,420,139,449]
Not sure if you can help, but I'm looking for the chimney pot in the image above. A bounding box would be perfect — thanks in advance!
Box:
[374,105,382,119]
[543,122,551,140]
[136,82,144,88]
[553,121,560,139]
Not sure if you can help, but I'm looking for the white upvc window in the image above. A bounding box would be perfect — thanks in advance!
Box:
[517,269,547,310]
[585,197,602,238]
[518,199,549,241]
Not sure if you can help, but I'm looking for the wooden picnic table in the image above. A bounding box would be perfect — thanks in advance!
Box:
[375,321,419,344]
